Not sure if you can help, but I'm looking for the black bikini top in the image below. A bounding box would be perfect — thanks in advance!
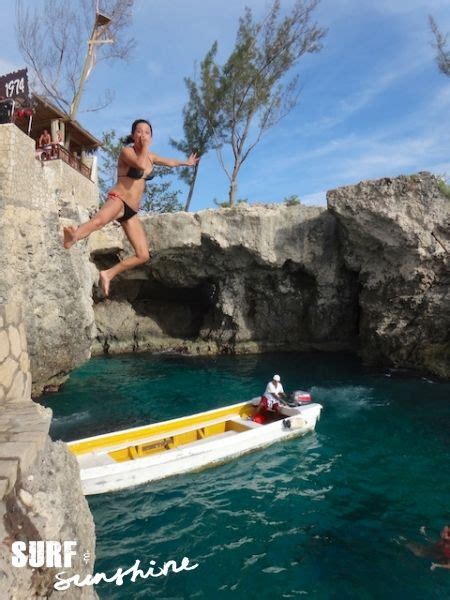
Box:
[119,166,155,181]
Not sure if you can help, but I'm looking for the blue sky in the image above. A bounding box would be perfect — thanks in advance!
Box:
[1,0,449,210]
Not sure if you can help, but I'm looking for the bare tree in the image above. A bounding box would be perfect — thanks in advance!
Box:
[15,0,135,118]
[429,15,450,77]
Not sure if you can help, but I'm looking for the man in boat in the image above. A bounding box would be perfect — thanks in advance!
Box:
[264,374,286,405]
[252,375,286,422]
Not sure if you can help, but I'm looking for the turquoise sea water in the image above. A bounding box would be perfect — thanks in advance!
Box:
[41,353,450,600]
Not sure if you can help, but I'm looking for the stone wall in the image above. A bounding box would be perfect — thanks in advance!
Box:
[0,124,97,212]
[0,304,32,405]
[0,123,98,395]
[0,304,97,598]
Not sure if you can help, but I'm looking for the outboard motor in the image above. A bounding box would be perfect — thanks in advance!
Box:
[289,390,312,405]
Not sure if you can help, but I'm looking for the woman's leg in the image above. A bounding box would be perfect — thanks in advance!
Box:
[63,196,123,249]
[99,216,150,296]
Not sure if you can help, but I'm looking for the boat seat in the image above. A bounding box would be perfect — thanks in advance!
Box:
[228,416,261,429]
[177,429,238,449]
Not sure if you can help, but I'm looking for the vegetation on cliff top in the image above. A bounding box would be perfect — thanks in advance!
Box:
[437,178,450,200]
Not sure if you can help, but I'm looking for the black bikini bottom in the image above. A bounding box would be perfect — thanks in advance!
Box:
[108,192,138,223]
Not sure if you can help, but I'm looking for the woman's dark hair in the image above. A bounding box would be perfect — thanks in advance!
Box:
[122,119,153,145]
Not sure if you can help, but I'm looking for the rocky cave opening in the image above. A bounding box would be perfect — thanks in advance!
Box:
[92,250,218,340]
[130,278,217,339]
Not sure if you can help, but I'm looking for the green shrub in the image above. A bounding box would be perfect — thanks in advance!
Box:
[437,179,450,200]
[213,198,230,208]
[284,194,301,206]
[213,198,247,207]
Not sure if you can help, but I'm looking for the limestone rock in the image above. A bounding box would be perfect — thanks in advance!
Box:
[91,204,357,357]
[0,301,97,598]
[7,370,26,402]
[0,357,18,390]
[327,172,450,378]
[0,329,10,362]
[0,440,98,600]
[8,325,21,359]
[0,207,97,396]
[2,120,448,389]
[0,124,99,396]
[18,488,33,508]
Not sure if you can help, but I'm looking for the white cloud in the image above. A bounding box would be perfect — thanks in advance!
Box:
[299,54,432,139]
[337,136,440,182]
[269,63,450,175]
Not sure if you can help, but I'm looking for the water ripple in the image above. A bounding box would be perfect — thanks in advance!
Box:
[43,352,450,600]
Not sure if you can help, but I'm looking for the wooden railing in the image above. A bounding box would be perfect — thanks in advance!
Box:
[36,143,92,179]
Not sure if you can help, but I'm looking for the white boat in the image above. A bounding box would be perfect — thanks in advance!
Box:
[68,398,322,495]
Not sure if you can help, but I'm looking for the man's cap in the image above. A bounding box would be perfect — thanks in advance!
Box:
[273,374,281,382]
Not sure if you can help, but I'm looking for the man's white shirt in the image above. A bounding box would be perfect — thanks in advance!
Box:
[265,381,284,396]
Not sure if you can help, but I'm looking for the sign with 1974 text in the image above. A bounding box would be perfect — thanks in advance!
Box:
[0,68,29,103]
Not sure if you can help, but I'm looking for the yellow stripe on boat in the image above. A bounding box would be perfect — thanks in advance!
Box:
[108,416,253,463]
[68,401,253,456]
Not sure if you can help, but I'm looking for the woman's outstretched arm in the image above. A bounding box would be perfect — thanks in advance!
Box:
[150,152,199,168]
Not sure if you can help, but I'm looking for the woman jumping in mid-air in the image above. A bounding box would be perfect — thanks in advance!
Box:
[63,119,198,296]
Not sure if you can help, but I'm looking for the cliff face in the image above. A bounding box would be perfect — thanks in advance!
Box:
[1,122,448,388]
[0,124,98,395]
[90,174,449,379]
[328,172,450,378]
[91,205,358,357]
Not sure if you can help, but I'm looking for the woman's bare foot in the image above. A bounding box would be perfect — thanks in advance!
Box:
[99,271,111,297]
[63,226,78,249]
